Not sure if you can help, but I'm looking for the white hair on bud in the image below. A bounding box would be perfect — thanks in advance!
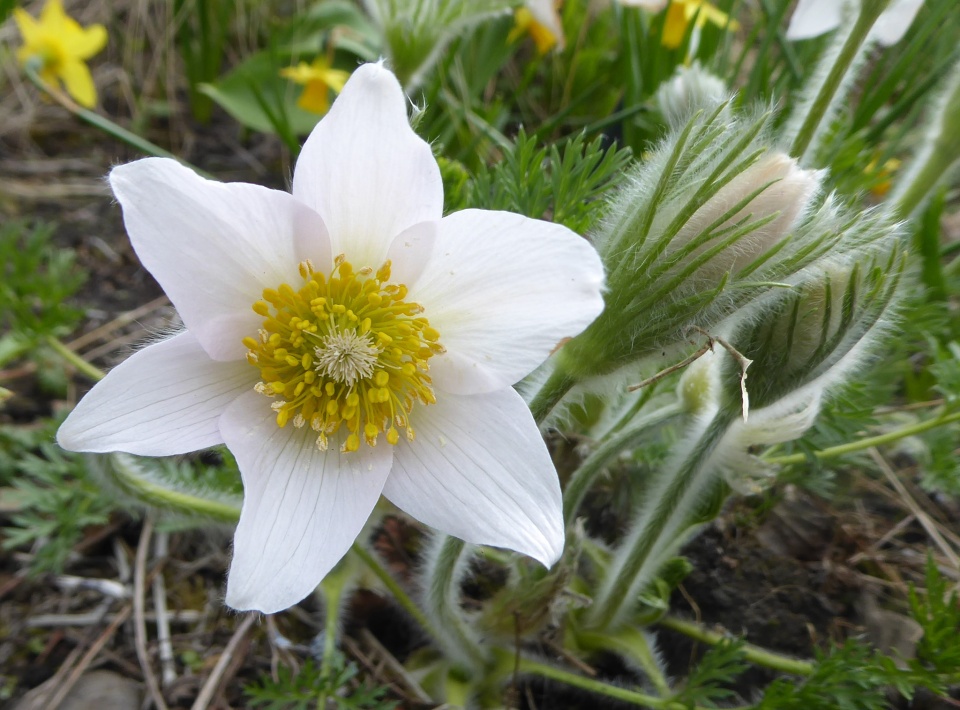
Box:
[656,63,731,128]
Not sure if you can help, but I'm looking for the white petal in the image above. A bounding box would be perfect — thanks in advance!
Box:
[408,210,604,395]
[221,391,393,613]
[57,332,253,456]
[785,0,842,40]
[292,63,443,269]
[110,158,332,361]
[872,0,923,45]
[383,388,563,567]
[386,220,437,287]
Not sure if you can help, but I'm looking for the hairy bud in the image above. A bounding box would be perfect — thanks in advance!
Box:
[703,240,905,491]
[556,105,831,382]
[656,63,729,127]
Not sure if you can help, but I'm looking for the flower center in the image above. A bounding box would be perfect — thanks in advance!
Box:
[243,255,443,452]
[313,329,380,387]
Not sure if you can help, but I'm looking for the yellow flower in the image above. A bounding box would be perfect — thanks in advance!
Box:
[508,0,565,55]
[660,0,739,50]
[14,0,107,109]
[866,157,901,198]
[280,58,351,115]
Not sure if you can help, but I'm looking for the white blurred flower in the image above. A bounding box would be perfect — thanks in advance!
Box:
[57,63,605,614]
[618,0,669,8]
[656,63,729,126]
[786,0,924,46]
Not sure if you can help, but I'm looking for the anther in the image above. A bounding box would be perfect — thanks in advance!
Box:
[245,256,441,452]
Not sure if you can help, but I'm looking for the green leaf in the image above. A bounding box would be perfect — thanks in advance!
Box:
[0,421,115,575]
[199,52,323,135]
[0,0,15,25]
[275,0,380,59]
[245,656,396,710]
[0,220,85,340]
[915,187,949,304]
[909,555,960,676]
[0,332,32,369]
[673,639,749,708]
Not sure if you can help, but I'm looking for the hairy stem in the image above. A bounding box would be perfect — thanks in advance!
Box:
[45,336,105,382]
[657,615,813,676]
[765,409,960,466]
[24,62,211,177]
[529,368,578,425]
[788,0,889,162]
[423,535,487,669]
[491,648,713,710]
[105,454,242,523]
[577,628,672,696]
[350,543,435,638]
[564,402,684,525]
[589,410,734,630]
[892,148,958,221]
[317,570,348,709]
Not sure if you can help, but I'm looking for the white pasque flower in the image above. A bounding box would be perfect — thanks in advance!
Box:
[57,63,605,614]
[785,0,924,46]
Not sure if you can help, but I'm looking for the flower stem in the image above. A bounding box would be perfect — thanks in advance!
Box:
[891,66,960,219]
[788,0,889,162]
[490,648,709,710]
[350,543,435,639]
[423,535,488,670]
[529,368,578,425]
[106,454,242,523]
[656,615,814,676]
[764,409,960,466]
[317,569,349,709]
[588,410,733,630]
[564,402,684,525]
[892,148,958,221]
[23,62,211,178]
[577,628,671,696]
[45,336,105,382]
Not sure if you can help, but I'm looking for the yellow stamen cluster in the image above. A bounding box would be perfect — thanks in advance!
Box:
[244,256,443,452]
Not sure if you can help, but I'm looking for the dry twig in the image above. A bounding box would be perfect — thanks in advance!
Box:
[152,531,177,687]
[869,449,960,579]
[190,612,258,710]
[135,515,170,710]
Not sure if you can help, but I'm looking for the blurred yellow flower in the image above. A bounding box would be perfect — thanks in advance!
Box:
[662,0,738,49]
[280,58,351,115]
[624,0,738,50]
[508,0,565,55]
[866,157,902,198]
[14,0,107,108]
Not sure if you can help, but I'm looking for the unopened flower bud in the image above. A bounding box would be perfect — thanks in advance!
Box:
[677,348,720,415]
[715,387,825,493]
[699,242,905,492]
[555,107,825,382]
[670,152,822,287]
[656,63,729,128]
[719,243,905,414]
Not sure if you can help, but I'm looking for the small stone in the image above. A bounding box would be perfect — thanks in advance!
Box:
[58,671,142,710]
